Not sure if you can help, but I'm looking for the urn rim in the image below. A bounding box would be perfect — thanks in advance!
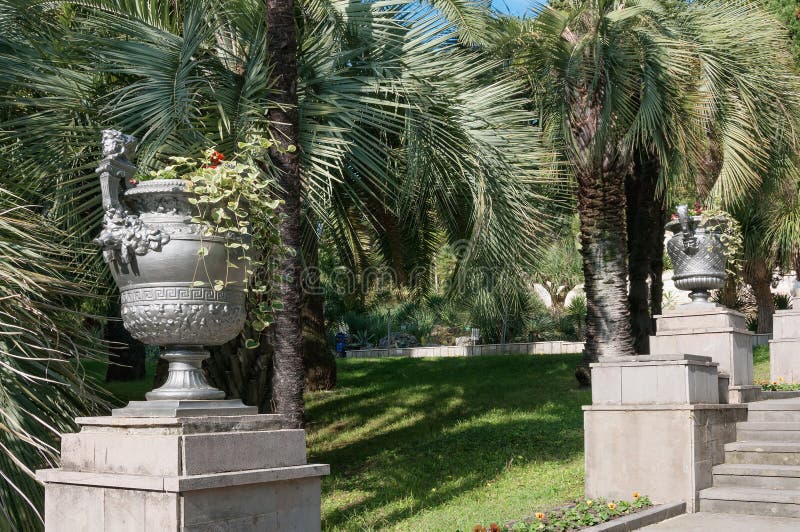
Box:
[125,178,190,197]
[665,214,727,234]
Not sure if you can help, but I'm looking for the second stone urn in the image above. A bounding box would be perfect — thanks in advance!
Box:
[665,205,728,305]
[94,130,253,415]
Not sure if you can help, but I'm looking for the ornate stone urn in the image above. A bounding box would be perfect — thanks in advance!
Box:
[94,130,252,415]
[665,204,728,305]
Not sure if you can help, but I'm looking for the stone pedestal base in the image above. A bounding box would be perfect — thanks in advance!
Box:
[584,404,746,512]
[112,399,257,417]
[771,309,800,383]
[37,415,329,531]
[591,355,720,405]
[650,306,755,401]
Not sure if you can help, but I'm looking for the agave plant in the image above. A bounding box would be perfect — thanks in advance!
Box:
[0,189,107,530]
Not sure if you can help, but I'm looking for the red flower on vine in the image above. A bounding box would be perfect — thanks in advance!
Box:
[206,150,225,169]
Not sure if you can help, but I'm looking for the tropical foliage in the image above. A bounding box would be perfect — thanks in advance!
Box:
[0,190,106,530]
[492,0,800,379]
[0,0,556,525]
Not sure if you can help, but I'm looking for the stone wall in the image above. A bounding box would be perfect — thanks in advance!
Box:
[346,340,586,359]
[584,404,747,512]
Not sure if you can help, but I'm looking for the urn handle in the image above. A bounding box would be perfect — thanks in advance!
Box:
[676,204,697,252]
[93,130,169,264]
[97,129,138,210]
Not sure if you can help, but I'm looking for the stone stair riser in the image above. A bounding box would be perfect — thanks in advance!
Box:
[725,451,800,466]
[713,474,800,490]
[747,411,800,423]
[699,498,800,518]
[737,430,800,443]
[696,400,800,520]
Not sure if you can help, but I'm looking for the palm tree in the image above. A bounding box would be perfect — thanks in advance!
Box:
[494,0,800,383]
[766,168,800,283]
[728,145,800,333]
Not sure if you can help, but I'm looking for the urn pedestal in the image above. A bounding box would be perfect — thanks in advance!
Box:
[38,130,329,531]
[584,205,755,512]
[38,415,329,531]
[770,308,800,383]
[650,306,758,403]
[584,355,747,512]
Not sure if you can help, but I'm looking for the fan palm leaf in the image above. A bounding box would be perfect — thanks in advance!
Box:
[0,189,107,530]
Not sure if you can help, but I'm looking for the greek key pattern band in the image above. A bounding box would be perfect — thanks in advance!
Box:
[120,286,245,304]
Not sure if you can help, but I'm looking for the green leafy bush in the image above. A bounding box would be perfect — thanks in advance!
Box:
[760,380,800,391]
[472,495,652,531]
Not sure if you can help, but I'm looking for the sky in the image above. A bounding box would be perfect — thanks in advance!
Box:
[491,0,541,18]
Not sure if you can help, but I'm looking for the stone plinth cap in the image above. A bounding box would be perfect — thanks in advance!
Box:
[112,399,257,418]
[37,463,330,493]
[75,414,289,434]
[654,326,753,336]
[654,306,746,319]
[591,354,718,367]
[583,403,747,412]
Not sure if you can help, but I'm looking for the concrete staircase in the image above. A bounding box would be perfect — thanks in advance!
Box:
[700,398,800,517]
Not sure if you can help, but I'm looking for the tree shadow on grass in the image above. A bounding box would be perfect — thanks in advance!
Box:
[305,354,590,530]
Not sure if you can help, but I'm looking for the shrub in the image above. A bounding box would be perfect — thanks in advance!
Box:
[474,494,652,531]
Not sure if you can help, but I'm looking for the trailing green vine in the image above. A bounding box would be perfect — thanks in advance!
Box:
[700,208,743,278]
[134,138,286,348]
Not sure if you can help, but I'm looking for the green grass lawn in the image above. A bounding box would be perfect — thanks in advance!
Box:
[81,348,776,530]
[306,354,591,531]
[79,353,592,530]
[78,358,157,405]
[753,344,770,383]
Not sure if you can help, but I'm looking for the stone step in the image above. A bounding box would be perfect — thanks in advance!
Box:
[749,410,800,422]
[713,463,800,490]
[737,422,800,442]
[747,400,800,422]
[699,486,800,518]
[725,442,800,466]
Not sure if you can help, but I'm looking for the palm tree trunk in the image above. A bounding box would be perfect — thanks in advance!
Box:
[206,326,273,411]
[568,88,637,385]
[746,257,775,334]
[625,153,662,354]
[575,160,637,385]
[267,0,305,427]
[649,207,667,323]
[363,194,410,286]
[302,231,337,391]
[697,132,722,201]
[303,293,336,390]
[717,276,740,309]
